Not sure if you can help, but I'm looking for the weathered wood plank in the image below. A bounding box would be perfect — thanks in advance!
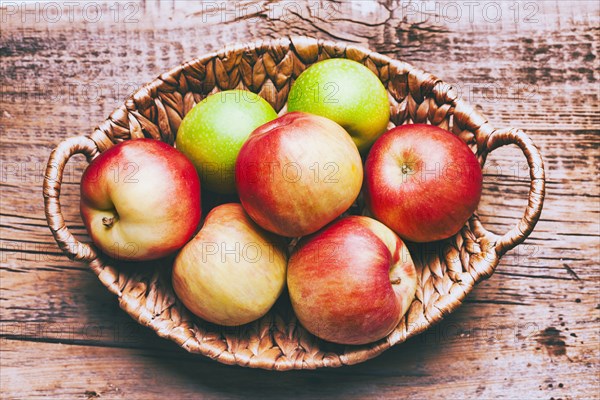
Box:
[1,328,598,400]
[1,0,598,399]
[1,124,598,397]
[1,2,598,134]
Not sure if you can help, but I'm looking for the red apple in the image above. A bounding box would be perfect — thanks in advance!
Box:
[172,203,287,326]
[80,139,201,261]
[365,124,483,242]
[287,216,417,345]
[235,112,363,237]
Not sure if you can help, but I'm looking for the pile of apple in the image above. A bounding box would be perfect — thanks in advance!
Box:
[80,59,482,345]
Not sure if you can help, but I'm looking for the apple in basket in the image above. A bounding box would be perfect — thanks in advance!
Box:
[176,90,278,194]
[365,124,483,242]
[80,139,201,261]
[287,216,417,345]
[172,203,287,326]
[287,58,390,153]
[235,111,363,237]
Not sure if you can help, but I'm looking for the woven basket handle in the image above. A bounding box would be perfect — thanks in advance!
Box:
[485,128,545,256]
[43,136,100,262]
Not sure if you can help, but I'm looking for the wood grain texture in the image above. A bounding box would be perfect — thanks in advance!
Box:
[1,0,598,398]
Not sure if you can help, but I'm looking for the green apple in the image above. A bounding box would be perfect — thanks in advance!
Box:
[176,90,278,193]
[287,58,390,152]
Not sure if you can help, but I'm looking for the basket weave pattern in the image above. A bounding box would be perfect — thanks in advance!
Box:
[43,37,545,370]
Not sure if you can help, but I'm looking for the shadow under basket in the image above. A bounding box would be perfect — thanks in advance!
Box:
[43,37,546,370]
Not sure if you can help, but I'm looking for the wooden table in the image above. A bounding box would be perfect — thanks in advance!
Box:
[1,1,598,398]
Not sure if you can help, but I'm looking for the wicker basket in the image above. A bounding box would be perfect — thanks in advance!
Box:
[43,37,545,370]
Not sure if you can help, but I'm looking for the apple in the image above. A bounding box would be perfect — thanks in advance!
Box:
[80,139,201,261]
[287,58,390,152]
[365,124,483,242]
[176,90,278,194]
[235,112,363,237]
[287,216,417,345]
[172,203,287,326]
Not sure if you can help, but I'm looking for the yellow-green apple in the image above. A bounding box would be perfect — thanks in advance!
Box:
[235,112,363,237]
[176,90,277,194]
[172,203,287,326]
[365,124,483,242]
[287,58,390,152]
[80,139,201,261]
[287,216,417,345]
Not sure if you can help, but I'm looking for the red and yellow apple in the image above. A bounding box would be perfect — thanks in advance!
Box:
[80,139,201,261]
[287,216,417,345]
[365,124,483,242]
[172,203,287,326]
[235,111,363,237]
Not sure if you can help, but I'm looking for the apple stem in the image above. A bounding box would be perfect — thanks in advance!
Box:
[390,278,402,285]
[102,216,115,228]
